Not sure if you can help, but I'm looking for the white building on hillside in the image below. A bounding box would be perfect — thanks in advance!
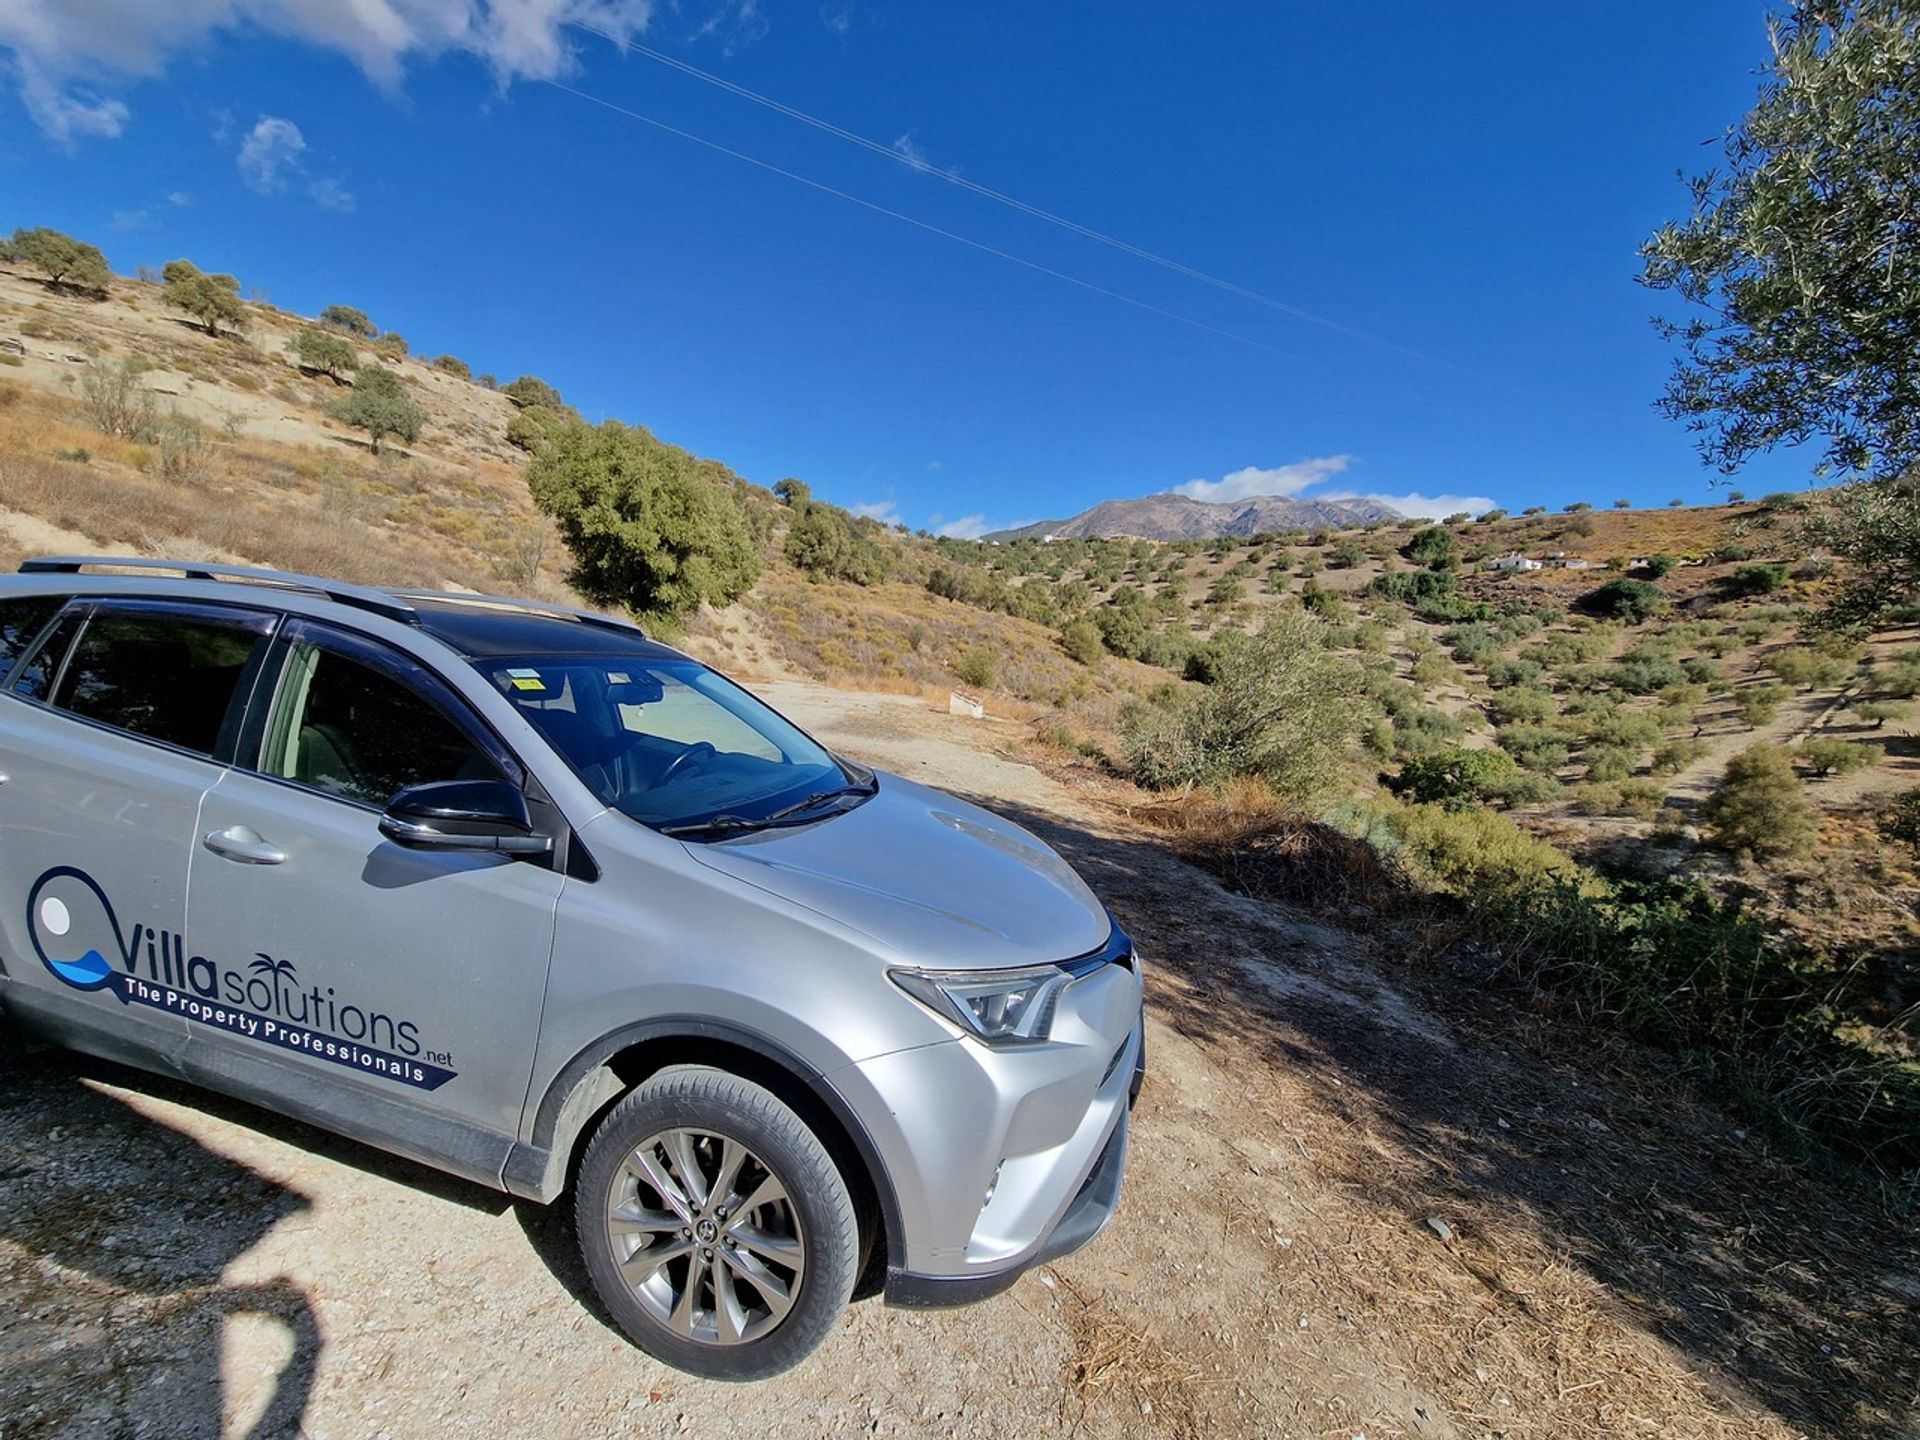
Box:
[1486,552,1543,572]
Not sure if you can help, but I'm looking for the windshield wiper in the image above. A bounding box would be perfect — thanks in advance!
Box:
[762,778,878,824]
[660,778,878,840]
[658,813,770,838]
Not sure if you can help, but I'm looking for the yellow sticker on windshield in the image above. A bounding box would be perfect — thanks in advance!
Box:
[510,676,546,692]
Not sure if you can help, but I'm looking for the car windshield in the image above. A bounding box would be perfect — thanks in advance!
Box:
[474,653,867,833]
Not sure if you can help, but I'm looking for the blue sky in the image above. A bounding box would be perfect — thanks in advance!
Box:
[0,2,1813,533]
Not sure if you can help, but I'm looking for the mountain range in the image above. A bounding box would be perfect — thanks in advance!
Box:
[982,492,1403,542]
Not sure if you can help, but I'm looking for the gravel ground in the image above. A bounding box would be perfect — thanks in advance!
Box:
[2,683,1914,1439]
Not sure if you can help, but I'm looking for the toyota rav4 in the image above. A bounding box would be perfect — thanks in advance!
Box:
[0,557,1142,1379]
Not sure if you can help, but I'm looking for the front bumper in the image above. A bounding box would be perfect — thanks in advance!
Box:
[862,958,1145,1308]
[885,1096,1130,1306]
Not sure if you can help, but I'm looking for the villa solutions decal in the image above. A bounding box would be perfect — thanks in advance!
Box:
[26,865,455,1090]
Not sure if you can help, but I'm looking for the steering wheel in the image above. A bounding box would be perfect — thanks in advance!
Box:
[657,740,718,786]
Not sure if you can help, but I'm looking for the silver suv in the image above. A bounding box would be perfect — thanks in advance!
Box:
[0,558,1142,1379]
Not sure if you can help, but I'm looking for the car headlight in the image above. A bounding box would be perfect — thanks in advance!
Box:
[889,963,1075,1045]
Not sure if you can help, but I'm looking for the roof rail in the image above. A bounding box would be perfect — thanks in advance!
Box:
[18,556,420,627]
[388,587,646,639]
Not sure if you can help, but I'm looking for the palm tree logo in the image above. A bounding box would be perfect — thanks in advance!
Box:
[250,953,299,1014]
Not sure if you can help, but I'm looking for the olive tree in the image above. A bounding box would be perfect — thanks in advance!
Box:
[503,375,564,410]
[332,365,423,454]
[8,227,110,293]
[1122,608,1362,801]
[527,420,761,622]
[320,305,376,338]
[1642,2,1920,625]
[161,260,244,336]
[290,326,357,382]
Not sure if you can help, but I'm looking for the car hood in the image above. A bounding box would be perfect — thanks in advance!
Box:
[681,774,1111,971]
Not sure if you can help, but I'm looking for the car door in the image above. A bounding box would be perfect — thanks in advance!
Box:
[0,597,277,1075]
[184,617,563,1185]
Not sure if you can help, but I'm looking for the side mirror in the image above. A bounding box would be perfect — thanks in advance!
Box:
[379,779,553,857]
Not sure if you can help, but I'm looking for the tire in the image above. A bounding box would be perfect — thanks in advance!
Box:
[575,1066,858,1381]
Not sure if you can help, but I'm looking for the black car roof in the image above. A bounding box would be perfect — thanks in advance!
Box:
[408,598,684,662]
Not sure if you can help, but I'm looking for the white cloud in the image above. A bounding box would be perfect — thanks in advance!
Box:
[935,514,989,539]
[1323,490,1496,520]
[237,115,306,192]
[850,499,899,523]
[307,176,356,212]
[0,0,662,140]
[891,132,930,171]
[12,57,127,142]
[1173,455,1355,504]
[166,190,192,206]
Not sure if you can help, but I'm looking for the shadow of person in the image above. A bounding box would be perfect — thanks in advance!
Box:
[1,1052,321,1438]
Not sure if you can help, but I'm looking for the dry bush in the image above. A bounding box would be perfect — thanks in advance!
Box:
[1136,776,1403,909]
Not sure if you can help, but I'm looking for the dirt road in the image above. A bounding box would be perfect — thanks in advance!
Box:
[3,683,1915,1439]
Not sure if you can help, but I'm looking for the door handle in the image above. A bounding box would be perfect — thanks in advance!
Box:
[203,826,288,866]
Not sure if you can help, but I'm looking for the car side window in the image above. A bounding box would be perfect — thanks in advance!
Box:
[0,595,65,686]
[258,636,507,808]
[51,605,272,757]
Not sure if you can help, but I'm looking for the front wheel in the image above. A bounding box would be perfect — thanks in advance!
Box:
[575,1066,859,1380]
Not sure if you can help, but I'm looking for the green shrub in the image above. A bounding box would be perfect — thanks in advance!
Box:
[784,503,891,585]
[1395,745,1523,808]
[1060,616,1103,666]
[506,404,568,454]
[527,419,761,623]
[1854,700,1908,728]
[1484,656,1545,690]
[1766,647,1852,690]
[1495,723,1576,774]
[1123,610,1360,801]
[1731,682,1788,727]
[504,375,564,410]
[1607,655,1689,694]
[1490,686,1556,724]
[1650,738,1709,774]
[331,365,422,454]
[1584,577,1670,623]
[1380,802,1580,898]
[1702,745,1818,858]
[1725,561,1790,595]
[1388,704,1467,759]
[431,354,471,379]
[1582,709,1663,750]
[320,304,376,337]
[1136,627,1195,672]
[9,226,110,291]
[1583,745,1637,782]
[1569,779,1664,818]
[1368,569,1457,605]
[161,259,244,336]
[1404,526,1458,570]
[955,647,996,689]
[1795,736,1881,778]
[290,326,357,381]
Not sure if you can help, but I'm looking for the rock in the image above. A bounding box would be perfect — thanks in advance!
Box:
[1424,1216,1455,1242]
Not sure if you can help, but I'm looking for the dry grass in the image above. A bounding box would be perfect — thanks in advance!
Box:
[1132,776,1404,909]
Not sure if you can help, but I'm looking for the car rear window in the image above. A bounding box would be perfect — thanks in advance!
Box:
[0,595,65,686]
[52,605,273,758]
